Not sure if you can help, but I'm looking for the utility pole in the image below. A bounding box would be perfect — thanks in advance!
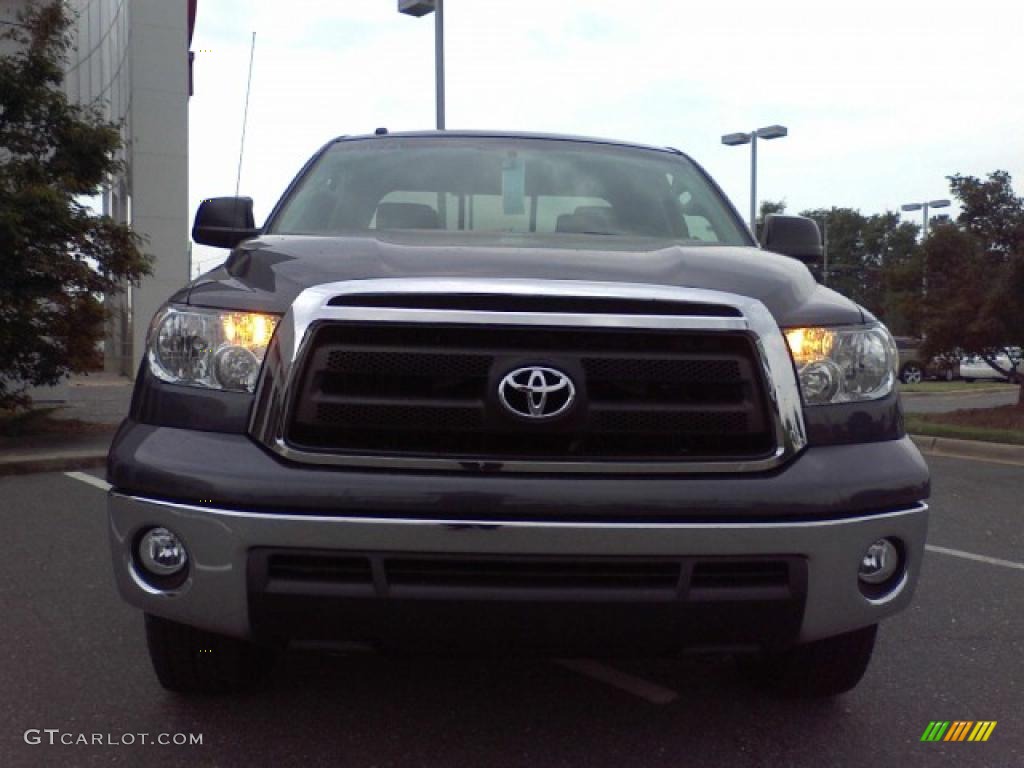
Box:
[721,125,788,235]
[901,198,950,296]
[398,0,445,130]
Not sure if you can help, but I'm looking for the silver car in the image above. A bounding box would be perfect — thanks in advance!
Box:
[960,350,1021,382]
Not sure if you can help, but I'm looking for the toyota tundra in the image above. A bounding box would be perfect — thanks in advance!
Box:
[108,131,930,696]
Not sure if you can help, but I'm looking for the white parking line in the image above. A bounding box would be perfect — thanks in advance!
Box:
[926,544,1024,571]
[64,471,112,492]
[555,659,678,704]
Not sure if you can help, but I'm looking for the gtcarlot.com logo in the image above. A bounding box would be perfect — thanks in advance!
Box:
[24,730,203,747]
[921,721,997,743]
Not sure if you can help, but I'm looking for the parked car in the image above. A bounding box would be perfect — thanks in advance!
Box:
[893,337,958,384]
[960,349,1022,382]
[108,130,929,698]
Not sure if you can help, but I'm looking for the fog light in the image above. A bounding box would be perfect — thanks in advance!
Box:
[859,538,900,584]
[138,527,188,576]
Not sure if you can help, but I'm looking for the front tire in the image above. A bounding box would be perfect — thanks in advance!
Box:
[736,624,877,697]
[145,614,279,694]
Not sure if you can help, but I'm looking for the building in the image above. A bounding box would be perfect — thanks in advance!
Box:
[2,0,194,375]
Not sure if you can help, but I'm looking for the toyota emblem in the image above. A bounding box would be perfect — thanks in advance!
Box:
[498,366,576,420]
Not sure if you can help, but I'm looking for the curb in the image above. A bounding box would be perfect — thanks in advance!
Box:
[910,434,1024,467]
[0,451,108,477]
[900,386,1017,398]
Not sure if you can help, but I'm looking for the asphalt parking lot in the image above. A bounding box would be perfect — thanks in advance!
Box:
[1,455,1021,768]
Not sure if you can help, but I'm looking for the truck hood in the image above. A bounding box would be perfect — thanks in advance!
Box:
[184,232,863,327]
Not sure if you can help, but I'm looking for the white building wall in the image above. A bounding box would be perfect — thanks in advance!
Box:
[124,0,190,375]
[3,0,190,376]
[62,0,135,372]
[68,0,190,376]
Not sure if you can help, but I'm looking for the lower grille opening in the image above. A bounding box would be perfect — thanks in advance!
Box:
[249,550,807,652]
[255,551,797,598]
[690,561,791,590]
[384,558,681,591]
[267,554,373,585]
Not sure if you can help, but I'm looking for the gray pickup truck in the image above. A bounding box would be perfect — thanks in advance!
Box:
[108,131,929,696]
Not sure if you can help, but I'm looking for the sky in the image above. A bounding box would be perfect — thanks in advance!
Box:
[188,0,1024,275]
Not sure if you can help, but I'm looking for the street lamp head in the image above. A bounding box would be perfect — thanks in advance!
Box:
[398,0,435,17]
[721,132,752,146]
[901,203,923,212]
[928,199,951,209]
[756,124,788,140]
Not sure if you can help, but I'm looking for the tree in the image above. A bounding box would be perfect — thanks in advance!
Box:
[868,212,922,335]
[916,224,988,350]
[756,199,787,240]
[919,171,1024,403]
[949,171,1024,257]
[799,207,918,325]
[0,1,149,410]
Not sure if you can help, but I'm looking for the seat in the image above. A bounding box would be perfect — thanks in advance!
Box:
[375,202,440,230]
[556,206,619,234]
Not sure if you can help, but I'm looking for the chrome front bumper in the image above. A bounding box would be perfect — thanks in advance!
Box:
[109,492,928,645]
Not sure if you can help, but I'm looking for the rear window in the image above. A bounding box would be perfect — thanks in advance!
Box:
[269,137,749,246]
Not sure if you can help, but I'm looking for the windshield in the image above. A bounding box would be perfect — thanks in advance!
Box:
[268,137,750,246]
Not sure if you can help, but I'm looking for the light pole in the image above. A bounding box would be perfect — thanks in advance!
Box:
[398,0,445,130]
[900,199,950,237]
[721,125,788,235]
[901,199,950,296]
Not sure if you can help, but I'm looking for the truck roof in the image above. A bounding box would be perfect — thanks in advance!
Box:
[329,129,684,157]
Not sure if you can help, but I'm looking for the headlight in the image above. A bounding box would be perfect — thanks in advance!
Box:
[147,305,279,392]
[784,324,897,405]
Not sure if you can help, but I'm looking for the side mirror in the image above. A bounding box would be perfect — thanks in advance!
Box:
[192,197,260,248]
[760,214,823,265]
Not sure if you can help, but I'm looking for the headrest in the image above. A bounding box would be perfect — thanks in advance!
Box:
[375,202,440,229]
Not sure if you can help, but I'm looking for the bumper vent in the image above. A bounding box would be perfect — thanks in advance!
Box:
[266,554,373,585]
[255,551,800,601]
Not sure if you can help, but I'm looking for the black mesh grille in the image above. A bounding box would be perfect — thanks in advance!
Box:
[324,350,492,378]
[590,409,749,434]
[583,357,742,383]
[315,402,483,431]
[286,319,774,463]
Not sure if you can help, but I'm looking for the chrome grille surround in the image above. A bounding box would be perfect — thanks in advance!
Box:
[249,278,807,474]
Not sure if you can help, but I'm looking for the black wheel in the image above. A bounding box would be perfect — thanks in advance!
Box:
[963,377,975,383]
[736,624,877,697]
[899,364,923,385]
[144,614,279,694]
